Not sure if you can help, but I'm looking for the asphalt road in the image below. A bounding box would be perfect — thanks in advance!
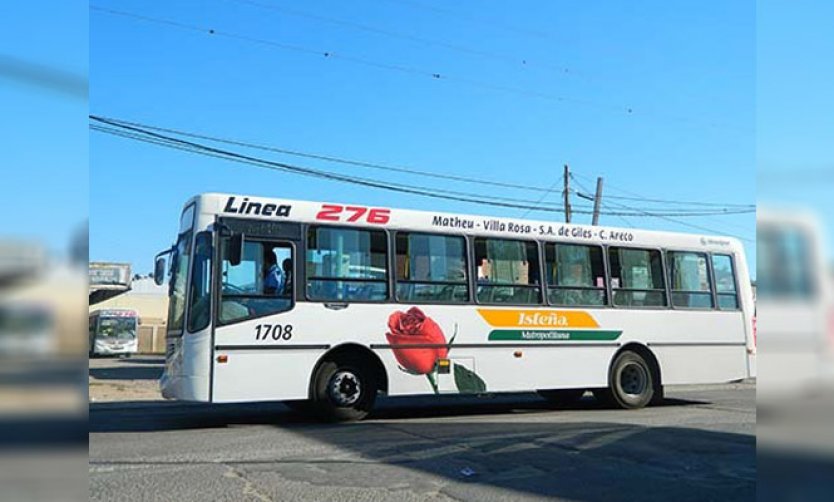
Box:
[89,357,755,502]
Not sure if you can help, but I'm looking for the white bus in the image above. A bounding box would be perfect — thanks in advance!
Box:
[88,309,139,357]
[155,193,756,420]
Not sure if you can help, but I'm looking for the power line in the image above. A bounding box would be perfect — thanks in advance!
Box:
[225,0,577,76]
[571,170,756,237]
[519,178,561,219]
[575,190,752,215]
[91,5,751,132]
[90,5,636,115]
[90,116,753,220]
[92,115,756,217]
[91,115,569,195]
[570,172,753,242]
[88,123,578,209]
[598,192,753,209]
[90,118,582,214]
[573,175,634,228]
[383,0,553,40]
[606,197,754,242]
[571,171,753,209]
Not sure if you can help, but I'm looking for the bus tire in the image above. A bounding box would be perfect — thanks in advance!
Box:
[537,389,585,404]
[312,359,377,422]
[602,350,655,409]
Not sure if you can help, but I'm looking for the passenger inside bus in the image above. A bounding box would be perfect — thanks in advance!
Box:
[281,258,293,296]
[263,249,285,296]
[218,242,294,323]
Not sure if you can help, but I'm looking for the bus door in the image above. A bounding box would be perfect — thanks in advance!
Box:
[212,218,302,401]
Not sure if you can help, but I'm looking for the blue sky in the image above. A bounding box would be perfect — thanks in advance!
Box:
[0,1,88,255]
[757,0,834,256]
[88,0,756,274]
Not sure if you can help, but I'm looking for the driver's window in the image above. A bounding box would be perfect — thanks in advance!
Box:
[219,239,294,324]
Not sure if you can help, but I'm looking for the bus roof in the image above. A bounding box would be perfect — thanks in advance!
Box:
[186,192,747,254]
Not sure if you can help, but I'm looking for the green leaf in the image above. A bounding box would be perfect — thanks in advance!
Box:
[453,363,487,394]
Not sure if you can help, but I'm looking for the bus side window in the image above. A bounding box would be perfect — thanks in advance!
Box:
[306,226,388,302]
[609,247,667,307]
[545,243,606,306]
[712,254,740,310]
[395,232,468,303]
[473,237,541,305]
[668,251,713,309]
[218,239,294,324]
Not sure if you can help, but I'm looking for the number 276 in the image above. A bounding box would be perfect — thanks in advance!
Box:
[316,204,390,224]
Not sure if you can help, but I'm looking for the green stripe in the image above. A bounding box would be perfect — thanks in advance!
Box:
[488,329,622,342]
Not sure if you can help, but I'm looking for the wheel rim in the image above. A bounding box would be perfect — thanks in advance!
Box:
[328,370,362,406]
[620,362,648,396]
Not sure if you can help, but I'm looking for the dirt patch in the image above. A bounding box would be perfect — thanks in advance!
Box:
[88,357,164,402]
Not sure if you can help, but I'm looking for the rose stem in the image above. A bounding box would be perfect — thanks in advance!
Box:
[426,372,439,394]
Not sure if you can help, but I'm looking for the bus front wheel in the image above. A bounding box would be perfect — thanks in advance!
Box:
[596,350,654,409]
[312,359,377,421]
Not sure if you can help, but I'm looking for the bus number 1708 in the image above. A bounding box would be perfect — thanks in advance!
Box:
[255,324,293,341]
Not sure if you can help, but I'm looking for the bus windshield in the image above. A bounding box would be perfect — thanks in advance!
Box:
[167,231,192,333]
[98,316,137,340]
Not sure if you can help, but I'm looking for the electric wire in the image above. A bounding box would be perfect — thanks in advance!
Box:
[91,117,753,219]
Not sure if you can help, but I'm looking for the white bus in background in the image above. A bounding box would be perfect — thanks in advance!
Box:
[757,209,834,398]
[88,309,139,357]
[155,193,756,421]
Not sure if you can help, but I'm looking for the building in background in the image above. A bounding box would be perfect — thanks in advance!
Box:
[89,262,131,305]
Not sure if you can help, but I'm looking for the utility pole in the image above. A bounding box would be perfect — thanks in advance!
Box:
[591,176,604,226]
[563,164,571,223]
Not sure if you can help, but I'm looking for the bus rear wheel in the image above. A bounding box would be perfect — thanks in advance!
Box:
[312,359,377,421]
[597,350,654,409]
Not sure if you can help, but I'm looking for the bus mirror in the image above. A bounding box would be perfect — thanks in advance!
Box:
[154,256,166,286]
[228,233,245,266]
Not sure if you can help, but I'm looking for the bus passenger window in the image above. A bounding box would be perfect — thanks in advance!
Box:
[219,240,294,324]
[395,233,468,302]
[668,251,713,309]
[545,243,606,306]
[306,226,388,302]
[473,238,541,305]
[712,254,740,310]
[609,247,667,307]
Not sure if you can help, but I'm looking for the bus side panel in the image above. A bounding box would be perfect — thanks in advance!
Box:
[376,346,613,396]
[212,350,323,403]
[596,309,749,385]
[653,346,749,384]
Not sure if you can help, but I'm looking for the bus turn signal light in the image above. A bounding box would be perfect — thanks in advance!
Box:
[217,355,228,364]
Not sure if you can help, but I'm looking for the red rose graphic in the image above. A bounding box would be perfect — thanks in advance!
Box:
[386,307,448,375]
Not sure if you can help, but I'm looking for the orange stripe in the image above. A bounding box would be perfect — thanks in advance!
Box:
[477,309,599,328]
